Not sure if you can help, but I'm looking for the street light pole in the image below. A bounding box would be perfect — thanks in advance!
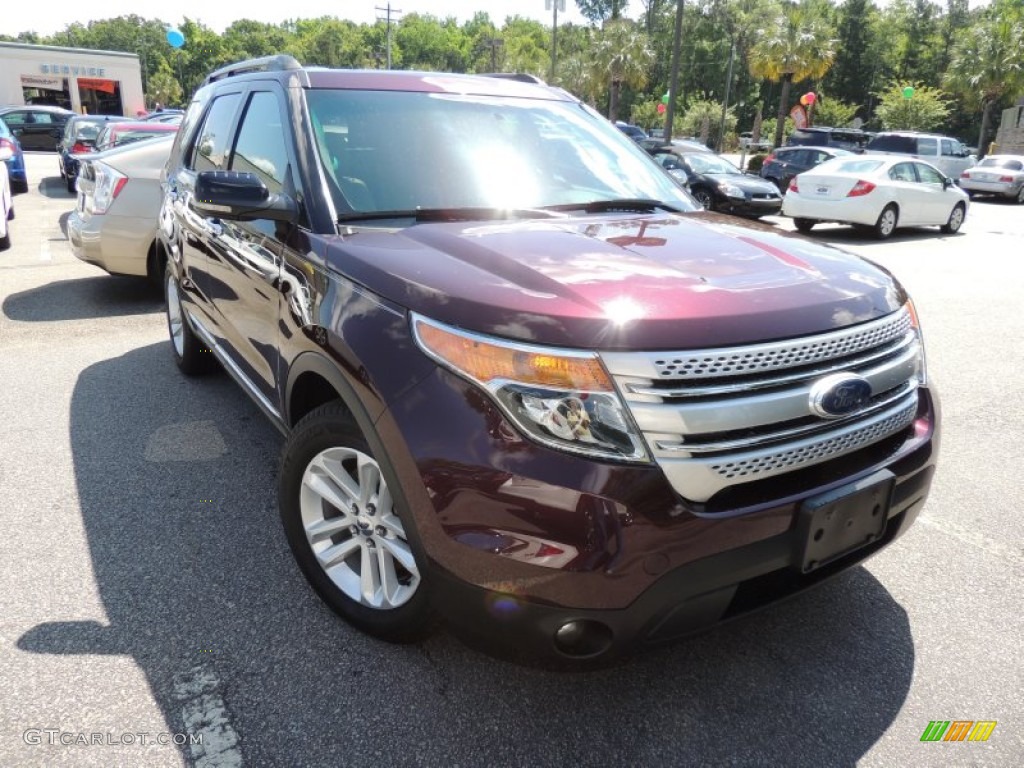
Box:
[717,39,735,151]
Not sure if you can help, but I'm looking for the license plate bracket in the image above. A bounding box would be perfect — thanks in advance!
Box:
[794,470,895,574]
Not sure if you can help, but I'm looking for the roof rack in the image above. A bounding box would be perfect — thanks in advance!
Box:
[478,73,547,85]
[204,55,302,86]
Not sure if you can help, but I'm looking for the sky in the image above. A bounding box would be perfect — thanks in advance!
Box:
[1,0,596,38]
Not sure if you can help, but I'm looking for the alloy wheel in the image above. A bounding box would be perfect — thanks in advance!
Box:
[299,447,420,610]
[166,273,184,357]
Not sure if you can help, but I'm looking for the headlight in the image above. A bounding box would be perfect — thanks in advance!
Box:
[412,315,649,462]
[905,299,928,386]
[718,182,745,198]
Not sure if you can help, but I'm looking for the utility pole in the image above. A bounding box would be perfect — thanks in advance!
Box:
[717,39,735,151]
[484,37,504,72]
[546,0,564,82]
[664,0,685,140]
[375,4,401,69]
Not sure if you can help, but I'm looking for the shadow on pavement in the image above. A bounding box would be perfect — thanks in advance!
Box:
[3,275,161,322]
[801,225,963,246]
[19,341,916,766]
[36,174,76,200]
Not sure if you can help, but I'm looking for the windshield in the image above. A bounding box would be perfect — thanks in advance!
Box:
[684,153,741,175]
[306,89,695,216]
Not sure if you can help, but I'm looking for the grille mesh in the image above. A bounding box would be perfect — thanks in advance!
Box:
[652,310,912,379]
[709,401,916,480]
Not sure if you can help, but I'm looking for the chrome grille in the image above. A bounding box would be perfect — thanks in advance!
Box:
[601,308,922,503]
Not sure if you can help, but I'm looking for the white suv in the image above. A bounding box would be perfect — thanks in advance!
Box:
[864,132,976,178]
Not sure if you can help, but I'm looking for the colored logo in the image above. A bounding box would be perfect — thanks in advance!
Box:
[809,373,872,418]
[920,721,997,742]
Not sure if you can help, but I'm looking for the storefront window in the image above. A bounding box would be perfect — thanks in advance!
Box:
[20,75,71,110]
[77,78,122,116]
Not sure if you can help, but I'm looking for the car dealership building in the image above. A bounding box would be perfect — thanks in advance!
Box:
[0,42,144,117]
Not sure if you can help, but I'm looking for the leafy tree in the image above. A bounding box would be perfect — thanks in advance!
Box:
[945,3,1024,157]
[679,96,736,146]
[395,14,470,72]
[146,59,183,107]
[749,1,837,147]
[811,93,859,127]
[874,81,951,131]
[826,0,880,115]
[503,17,551,77]
[293,18,370,68]
[575,0,629,24]
[630,97,662,130]
[591,18,654,121]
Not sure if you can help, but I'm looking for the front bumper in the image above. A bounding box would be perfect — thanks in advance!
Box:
[719,195,782,216]
[381,366,939,663]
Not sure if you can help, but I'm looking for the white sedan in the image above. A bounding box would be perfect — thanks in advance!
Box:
[782,155,969,239]
[0,146,12,251]
[958,154,1024,203]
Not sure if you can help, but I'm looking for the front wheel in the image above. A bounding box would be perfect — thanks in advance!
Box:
[278,402,435,643]
[692,188,713,210]
[793,218,815,233]
[1016,186,1024,205]
[874,204,899,240]
[940,202,966,234]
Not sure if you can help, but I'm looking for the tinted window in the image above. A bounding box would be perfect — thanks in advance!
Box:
[191,93,241,172]
[867,135,916,153]
[32,113,54,125]
[917,137,937,155]
[2,112,27,126]
[941,139,956,156]
[915,163,944,184]
[978,157,1023,171]
[231,92,290,193]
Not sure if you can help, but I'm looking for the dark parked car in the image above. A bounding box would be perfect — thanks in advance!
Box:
[786,126,872,151]
[615,121,648,141]
[760,146,854,192]
[94,121,178,152]
[639,137,713,154]
[59,115,132,193]
[0,119,28,193]
[649,148,783,216]
[159,55,938,665]
[0,105,75,151]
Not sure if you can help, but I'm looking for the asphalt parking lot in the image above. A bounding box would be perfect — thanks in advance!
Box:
[1,152,1022,767]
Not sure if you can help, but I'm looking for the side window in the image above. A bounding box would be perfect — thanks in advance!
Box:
[889,162,917,182]
[915,163,944,185]
[190,93,241,172]
[230,91,290,194]
[3,112,27,126]
[33,113,53,125]
[941,139,956,157]
[917,137,937,156]
[814,151,830,164]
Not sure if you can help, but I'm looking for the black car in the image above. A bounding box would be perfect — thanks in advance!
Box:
[786,126,872,151]
[760,146,854,192]
[638,137,713,154]
[58,115,131,192]
[0,106,75,151]
[649,149,782,216]
[615,121,648,141]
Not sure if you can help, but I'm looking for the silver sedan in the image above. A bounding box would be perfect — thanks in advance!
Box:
[958,154,1024,203]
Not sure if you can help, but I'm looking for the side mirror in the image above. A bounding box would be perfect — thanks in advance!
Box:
[192,171,297,222]
[942,177,954,189]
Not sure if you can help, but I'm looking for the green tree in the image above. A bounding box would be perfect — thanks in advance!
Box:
[146,59,183,108]
[395,14,470,72]
[874,81,951,131]
[679,96,736,146]
[825,0,880,115]
[812,93,859,127]
[575,0,629,24]
[502,17,550,77]
[591,18,654,121]
[749,1,837,147]
[945,3,1024,157]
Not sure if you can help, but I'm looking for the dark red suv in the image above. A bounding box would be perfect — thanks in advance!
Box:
[158,56,939,664]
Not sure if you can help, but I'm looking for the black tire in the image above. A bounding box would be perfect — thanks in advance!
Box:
[6,203,12,221]
[164,264,215,375]
[1016,186,1024,205]
[12,180,28,195]
[940,202,966,234]
[692,188,713,210]
[873,204,899,240]
[66,175,77,194]
[794,218,815,233]
[770,177,786,193]
[0,231,9,251]
[278,401,435,643]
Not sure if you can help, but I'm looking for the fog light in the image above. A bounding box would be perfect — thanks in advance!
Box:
[553,619,613,658]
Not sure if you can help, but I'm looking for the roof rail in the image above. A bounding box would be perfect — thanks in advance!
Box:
[478,73,547,85]
[204,55,302,86]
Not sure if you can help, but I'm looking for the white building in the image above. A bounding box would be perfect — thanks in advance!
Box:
[0,41,144,116]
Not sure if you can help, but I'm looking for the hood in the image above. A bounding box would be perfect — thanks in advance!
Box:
[319,212,905,350]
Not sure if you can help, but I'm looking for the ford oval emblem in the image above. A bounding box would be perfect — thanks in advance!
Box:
[809,374,873,418]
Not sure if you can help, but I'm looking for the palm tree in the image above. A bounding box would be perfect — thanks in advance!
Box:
[591,18,654,122]
[749,1,837,147]
[945,8,1024,159]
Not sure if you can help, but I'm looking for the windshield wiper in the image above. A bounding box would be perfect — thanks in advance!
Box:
[543,198,683,215]
[337,207,567,224]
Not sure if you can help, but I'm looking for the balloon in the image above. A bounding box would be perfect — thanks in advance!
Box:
[902,86,914,99]
[805,92,816,105]
[661,93,670,105]
[657,102,666,114]
[166,28,185,48]
[800,94,809,106]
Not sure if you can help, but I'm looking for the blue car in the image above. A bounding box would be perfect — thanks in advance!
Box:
[0,119,27,194]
